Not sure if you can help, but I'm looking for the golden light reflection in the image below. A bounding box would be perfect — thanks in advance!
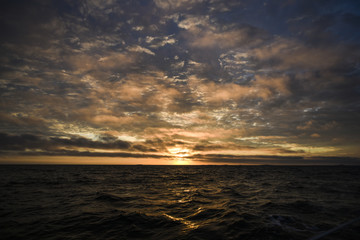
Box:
[163,213,199,229]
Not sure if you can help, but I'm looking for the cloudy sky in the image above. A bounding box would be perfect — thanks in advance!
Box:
[1,0,360,165]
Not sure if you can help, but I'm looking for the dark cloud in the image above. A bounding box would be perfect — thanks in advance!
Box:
[20,150,165,159]
[0,132,136,151]
[342,13,360,28]
[191,154,360,165]
[0,133,42,151]
[50,136,131,149]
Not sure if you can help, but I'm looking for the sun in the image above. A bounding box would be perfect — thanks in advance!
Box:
[168,147,191,157]
[168,147,192,165]
[173,158,191,165]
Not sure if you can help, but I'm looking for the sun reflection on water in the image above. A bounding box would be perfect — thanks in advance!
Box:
[163,213,199,230]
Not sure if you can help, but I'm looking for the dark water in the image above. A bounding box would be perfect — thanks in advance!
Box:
[1,165,360,240]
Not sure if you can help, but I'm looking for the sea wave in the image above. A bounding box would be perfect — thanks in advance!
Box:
[1,165,360,239]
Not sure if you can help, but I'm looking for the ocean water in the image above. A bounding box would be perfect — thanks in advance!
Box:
[0,165,360,240]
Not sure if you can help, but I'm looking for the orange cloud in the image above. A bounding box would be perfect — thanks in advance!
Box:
[145,127,246,141]
[177,15,266,49]
[253,38,342,70]
[67,52,137,74]
[189,29,249,49]
[254,75,291,96]
[311,133,321,138]
[189,75,290,104]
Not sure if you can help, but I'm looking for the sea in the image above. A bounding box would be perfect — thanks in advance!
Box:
[0,165,359,240]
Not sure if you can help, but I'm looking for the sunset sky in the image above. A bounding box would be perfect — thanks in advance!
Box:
[1,0,360,165]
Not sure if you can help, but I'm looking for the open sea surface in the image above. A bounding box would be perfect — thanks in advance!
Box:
[1,165,360,240]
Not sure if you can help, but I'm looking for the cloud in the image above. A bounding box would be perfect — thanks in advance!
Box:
[254,75,291,96]
[296,120,340,132]
[311,133,320,138]
[191,154,360,165]
[188,74,291,105]
[0,133,43,151]
[297,120,314,130]
[1,0,360,163]
[84,0,117,11]
[0,132,131,151]
[17,150,165,159]
[192,141,256,152]
[79,37,121,51]
[0,132,167,158]
[128,45,155,56]
[67,52,138,74]
[252,38,344,71]
[81,71,186,113]
[0,113,46,128]
[154,0,205,11]
[144,127,246,143]
[190,27,265,49]
[146,35,177,48]
[177,15,268,49]
[158,111,213,127]
[91,114,148,127]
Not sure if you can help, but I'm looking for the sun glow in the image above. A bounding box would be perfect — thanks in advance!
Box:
[168,147,192,165]
[168,147,191,157]
[173,158,191,165]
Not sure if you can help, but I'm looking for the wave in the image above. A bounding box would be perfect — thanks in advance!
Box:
[1,165,360,240]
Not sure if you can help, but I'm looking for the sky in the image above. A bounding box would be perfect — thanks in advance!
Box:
[1,0,360,165]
